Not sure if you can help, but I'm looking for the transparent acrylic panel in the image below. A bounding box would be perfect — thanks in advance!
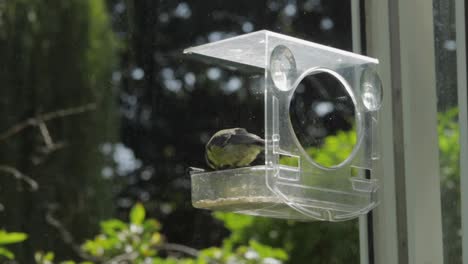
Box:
[187,31,382,221]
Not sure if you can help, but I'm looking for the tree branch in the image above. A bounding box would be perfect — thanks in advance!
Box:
[0,103,96,142]
[157,243,199,258]
[0,165,38,191]
[101,243,200,264]
[37,121,54,148]
[45,205,100,262]
[103,251,139,264]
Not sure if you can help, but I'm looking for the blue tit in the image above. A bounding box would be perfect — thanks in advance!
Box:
[205,128,265,170]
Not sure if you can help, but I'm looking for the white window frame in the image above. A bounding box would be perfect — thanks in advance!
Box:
[455,0,468,263]
[355,0,468,263]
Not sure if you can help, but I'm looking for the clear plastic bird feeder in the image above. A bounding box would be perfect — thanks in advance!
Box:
[185,30,382,221]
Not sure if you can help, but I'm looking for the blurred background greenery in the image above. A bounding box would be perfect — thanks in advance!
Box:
[0,0,461,263]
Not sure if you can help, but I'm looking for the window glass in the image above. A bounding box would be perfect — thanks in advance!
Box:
[433,0,462,262]
[0,1,361,263]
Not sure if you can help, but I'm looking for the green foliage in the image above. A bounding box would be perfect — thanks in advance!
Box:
[0,230,28,245]
[35,251,93,264]
[438,108,461,263]
[281,130,356,168]
[215,212,358,264]
[130,202,146,225]
[28,203,287,263]
[438,108,460,181]
[309,130,357,167]
[81,203,162,261]
[195,240,287,264]
[0,229,27,260]
[0,248,14,260]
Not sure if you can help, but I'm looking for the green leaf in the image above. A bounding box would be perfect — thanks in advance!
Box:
[100,219,127,236]
[44,251,55,261]
[249,240,288,261]
[0,230,28,245]
[130,203,146,225]
[143,219,161,232]
[214,212,253,232]
[0,247,14,259]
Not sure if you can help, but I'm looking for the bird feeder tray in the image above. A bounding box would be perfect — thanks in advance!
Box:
[185,30,382,221]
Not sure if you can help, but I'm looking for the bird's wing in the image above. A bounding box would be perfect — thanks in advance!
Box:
[229,132,265,146]
[207,132,231,148]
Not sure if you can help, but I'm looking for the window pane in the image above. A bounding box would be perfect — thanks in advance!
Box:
[433,0,462,262]
[0,1,363,263]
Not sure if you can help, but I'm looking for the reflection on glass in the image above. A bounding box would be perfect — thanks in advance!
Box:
[290,71,357,167]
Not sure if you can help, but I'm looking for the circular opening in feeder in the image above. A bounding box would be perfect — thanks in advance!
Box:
[270,45,297,91]
[289,69,358,168]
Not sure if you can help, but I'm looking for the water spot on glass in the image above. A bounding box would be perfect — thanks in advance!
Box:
[222,77,242,93]
[360,68,383,111]
[114,2,126,14]
[160,203,173,214]
[268,1,280,11]
[184,72,196,86]
[175,164,185,174]
[304,0,321,12]
[242,22,254,33]
[295,83,305,94]
[270,45,296,91]
[120,92,137,106]
[161,67,174,79]
[117,198,133,208]
[140,167,153,181]
[163,145,176,158]
[199,132,210,143]
[159,13,169,23]
[112,71,122,83]
[443,39,456,51]
[208,31,223,42]
[131,67,145,80]
[27,10,36,22]
[100,142,113,155]
[101,167,113,179]
[284,4,297,16]
[314,101,334,117]
[207,67,221,80]
[320,17,334,30]
[164,79,182,93]
[140,107,152,123]
[269,230,279,239]
[139,192,150,201]
[174,2,191,19]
